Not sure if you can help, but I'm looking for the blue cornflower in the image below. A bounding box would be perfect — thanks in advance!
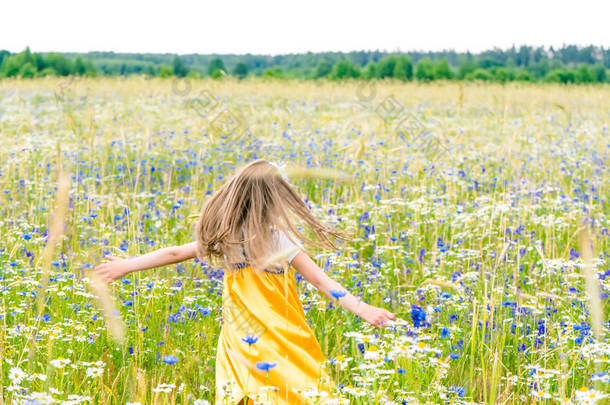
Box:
[330,289,347,299]
[411,304,427,328]
[451,386,465,398]
[256,361,277,372]
[418,248,426,264]
[591,372,608,381]
[241,335,259,345]
[357,343,365,354]
[537,320,546,336]
[162,355,179,365]
[23,233,32,240]
[440,327,450,339]
[449,352,459,359]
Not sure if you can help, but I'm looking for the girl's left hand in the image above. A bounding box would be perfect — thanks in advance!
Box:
[94,256,129,284]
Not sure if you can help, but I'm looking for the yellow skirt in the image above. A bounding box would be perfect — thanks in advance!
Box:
[215,263,335,404]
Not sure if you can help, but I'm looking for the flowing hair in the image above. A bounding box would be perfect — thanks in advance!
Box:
[194,159,346,271]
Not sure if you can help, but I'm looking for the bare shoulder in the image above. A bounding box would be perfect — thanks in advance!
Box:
[273,228,303,263]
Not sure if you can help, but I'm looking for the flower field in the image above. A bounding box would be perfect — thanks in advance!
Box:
[0,77,609,404]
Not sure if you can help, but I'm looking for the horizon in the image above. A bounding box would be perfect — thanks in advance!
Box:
[6,43,607,58]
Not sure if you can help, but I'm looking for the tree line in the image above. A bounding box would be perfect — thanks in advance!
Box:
[1,45,609,84]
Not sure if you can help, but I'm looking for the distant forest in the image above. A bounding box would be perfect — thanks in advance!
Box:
[1,45,609,84]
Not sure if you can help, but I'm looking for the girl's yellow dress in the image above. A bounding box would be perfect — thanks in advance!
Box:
[214,234,335,404]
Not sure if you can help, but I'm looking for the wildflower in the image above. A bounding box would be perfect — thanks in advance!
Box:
[591,372,609,382]
[86,367,104,378]
[152,383,176,393]
[411,304,427,327]
[50,358,71,368]
[575,387,607,403]
[241,335,259,345]
[162,355,179,365]
[357,343,366,354]
[364,346,380,360]
[256,361,277,372]
[450,385,465,398]
[440,327,451,339]
[330,289,347,299]
[418,248,426,263]
[9,367,27,384]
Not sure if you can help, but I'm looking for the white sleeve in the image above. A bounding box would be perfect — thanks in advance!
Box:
[275,230,303,263]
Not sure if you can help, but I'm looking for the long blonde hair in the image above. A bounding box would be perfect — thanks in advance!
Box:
[194,159,345,271]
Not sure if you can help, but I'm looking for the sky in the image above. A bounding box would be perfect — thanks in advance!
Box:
[2,0,609,55]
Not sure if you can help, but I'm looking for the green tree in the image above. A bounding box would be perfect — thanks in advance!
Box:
[0,55,22,77]
[207,58,226,77]
[364,63,377,79]
[172,56,189,77]
[330,59,360,80]
[544,69,576,84]
[83,59,98,77]
[458,59,477,79]
[393,55,413,81]
[465,68,492,81]
[262,67,286,79]
[415,58,435,81]
[22,47,34,66]
[493,67,511,83]
[34,53,46,71]
[515,70,533,82]
[433,59,452,80]
[74,56,86,75]
[529,59,550,79]
[591,64,607,83]
[145,65,157,76]
[0,50,9,68]
[19,62,36,78]
[313,60,332,78]
[158,65,173,78]
[44,53,73,76]
[376,55,397,78]
[233,62,248,79]
[38,67,58,77]
[576,65,594,83]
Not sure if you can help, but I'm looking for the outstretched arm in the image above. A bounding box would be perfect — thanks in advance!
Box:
[94,242,198,284]
[290,251,396,328]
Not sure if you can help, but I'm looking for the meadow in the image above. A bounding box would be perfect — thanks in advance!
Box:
[0,77,609,404]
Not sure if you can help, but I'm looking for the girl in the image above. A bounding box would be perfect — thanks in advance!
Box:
[94,159,396,404]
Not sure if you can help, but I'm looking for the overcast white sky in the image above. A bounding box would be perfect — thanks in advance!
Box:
[2,0,609,55]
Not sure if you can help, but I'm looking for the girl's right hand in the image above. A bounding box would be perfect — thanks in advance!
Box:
[357,302,396,328]
[94,256,129,284]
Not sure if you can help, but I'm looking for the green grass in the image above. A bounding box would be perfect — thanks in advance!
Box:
[0,77,609,404]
